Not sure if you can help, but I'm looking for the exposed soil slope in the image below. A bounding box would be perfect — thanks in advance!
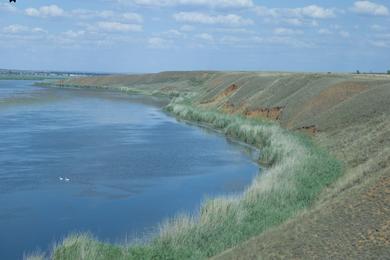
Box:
[63,72,390,132]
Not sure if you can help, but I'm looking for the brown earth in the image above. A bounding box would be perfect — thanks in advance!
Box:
[295,125,318,135]
[201,83,240,105]
[244,106,285,121]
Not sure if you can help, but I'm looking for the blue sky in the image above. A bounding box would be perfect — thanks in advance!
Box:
[0,0,389,73]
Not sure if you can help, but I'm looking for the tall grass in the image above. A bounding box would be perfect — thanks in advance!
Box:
[47,99,341,259]
[24,252,46,260]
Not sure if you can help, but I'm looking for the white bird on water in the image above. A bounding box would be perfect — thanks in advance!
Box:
[59,177,70,182]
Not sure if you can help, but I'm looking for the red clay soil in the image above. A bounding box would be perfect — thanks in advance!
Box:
[295,125,318,136]
[222,84,239,96]
[245,106,284,121]
[201,84,239,104]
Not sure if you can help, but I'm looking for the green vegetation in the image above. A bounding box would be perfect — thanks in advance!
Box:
[387,70,390,75]
[37,98,341,260]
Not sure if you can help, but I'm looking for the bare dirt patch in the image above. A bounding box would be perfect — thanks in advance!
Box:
[201,84,239,105]
[244,106,284,121]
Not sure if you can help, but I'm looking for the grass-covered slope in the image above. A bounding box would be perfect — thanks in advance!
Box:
[33,71,390,259]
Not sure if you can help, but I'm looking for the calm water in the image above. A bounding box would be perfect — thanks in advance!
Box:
[0,80,258,259]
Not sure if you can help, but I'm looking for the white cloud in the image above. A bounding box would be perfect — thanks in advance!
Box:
[371,24,386,31]
[369,33,390,48]
[57,9,144,23]
[173,12,253,26]
[339,31,350,38]
[379,33,390,40]
[3,25,29,33]
[71,9,114,19]
[274,27,303,35]
[294,5,335,19]
[48,30,140,48]
[159,29,186,39]
[352,1,389,16]
[24,6,144,24]
[253,35,313,48]
[180,25,195,32]
[63,30,86,38]
[96,21,143,32]
[214,27,255,34]
[0,3,17,12]
[117,0,253,8]
[255,5,335,19]
[282,18,318,27]
[285,18,303,26]
[219,35,242,45]
[370,40,390,48]
[331,24,341,30]
[318,28,332,35]
[148,37,172,48]
[25,8,40,17]
[25,5,65,17]
[196,33,214,41]
[3,24,46,34]
[122,13,144,23]
[32,28,47,34]
[254,6,278,17]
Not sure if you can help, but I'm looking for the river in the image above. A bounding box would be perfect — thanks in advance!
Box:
[0,80,258,259]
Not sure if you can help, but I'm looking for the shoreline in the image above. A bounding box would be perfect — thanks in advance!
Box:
[1,81,258,260]
[26,71,390,259]
[31,81,342,259]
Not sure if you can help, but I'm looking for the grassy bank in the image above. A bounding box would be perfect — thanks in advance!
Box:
[35,81,181,99]
[31,96,341,259]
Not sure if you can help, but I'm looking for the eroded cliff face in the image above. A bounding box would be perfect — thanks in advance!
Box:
[244,106,284,121]
[187,73,388,136]
[62,72,390,137]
